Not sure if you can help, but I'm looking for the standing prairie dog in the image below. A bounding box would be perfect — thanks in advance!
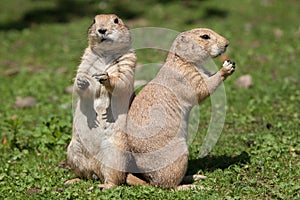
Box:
[66,14,136,189]
[125,28,235,189]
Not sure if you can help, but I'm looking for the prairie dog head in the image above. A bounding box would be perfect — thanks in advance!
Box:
[88,14,131,52]
[169,28,229,65]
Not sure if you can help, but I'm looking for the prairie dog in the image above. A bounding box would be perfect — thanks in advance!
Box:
[126,28,235,189]
[66,14,136,188]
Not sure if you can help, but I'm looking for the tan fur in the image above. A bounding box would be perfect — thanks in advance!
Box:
[125,28,235,189]
[66,14,136,188]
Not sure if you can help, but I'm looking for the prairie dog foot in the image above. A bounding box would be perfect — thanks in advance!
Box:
[76,76,90,90]
[176,184,204,191]
[87,183,116,192]
[181,174,206,184]
[92,72,109,85]
[64,178,81,186]
[126,173,149,186]
[97,183,116,190]
[221,60,235,77]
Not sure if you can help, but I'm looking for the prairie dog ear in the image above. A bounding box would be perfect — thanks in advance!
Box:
[170,34,189,54]
[173,35,196,55]
[180,35,188,43]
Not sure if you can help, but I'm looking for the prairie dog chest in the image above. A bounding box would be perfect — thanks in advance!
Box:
[79,53,109,76]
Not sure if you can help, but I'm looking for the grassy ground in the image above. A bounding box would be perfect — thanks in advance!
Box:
[0,0,299,199]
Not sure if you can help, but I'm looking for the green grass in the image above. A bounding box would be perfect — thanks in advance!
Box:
[0,0,299,199]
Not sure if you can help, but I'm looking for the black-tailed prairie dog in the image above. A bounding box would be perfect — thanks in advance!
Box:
[125,28,235,189]
[66,14,136,189]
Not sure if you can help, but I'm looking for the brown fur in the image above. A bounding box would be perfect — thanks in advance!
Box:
[125,28,235,189]
[66,14,136,188]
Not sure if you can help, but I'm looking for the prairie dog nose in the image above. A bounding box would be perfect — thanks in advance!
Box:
[98,28,107,34]
[224,42,229,48]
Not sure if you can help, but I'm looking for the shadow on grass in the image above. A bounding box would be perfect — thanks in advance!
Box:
[0,0,228,31]
[187,151,250,175]
[0,0,100,30]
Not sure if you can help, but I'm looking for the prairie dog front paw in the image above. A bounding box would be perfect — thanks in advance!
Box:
[76,76,90,90]
[221,60,235,77]
[92,72,109,85]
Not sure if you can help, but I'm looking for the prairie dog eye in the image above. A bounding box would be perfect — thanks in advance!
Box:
[200,34,210,40]
[114,18,119,24]
[93,19,96,24]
